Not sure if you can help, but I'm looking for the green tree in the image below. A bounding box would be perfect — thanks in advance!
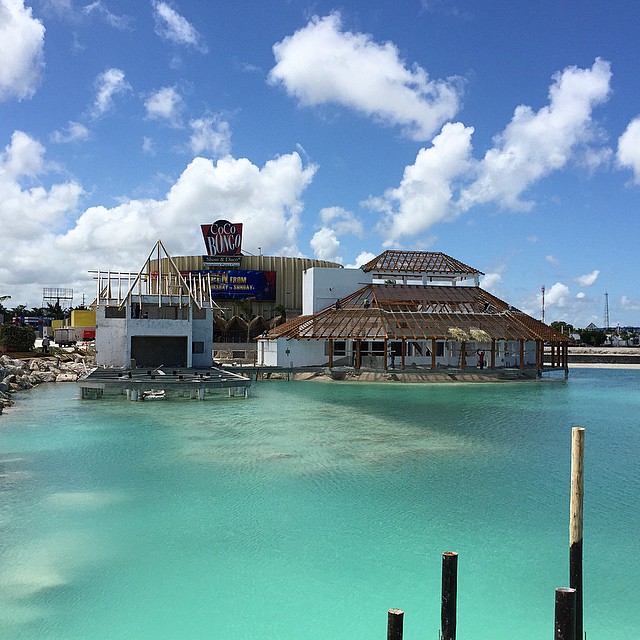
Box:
[579,329,606,347]
[551,321,574,335]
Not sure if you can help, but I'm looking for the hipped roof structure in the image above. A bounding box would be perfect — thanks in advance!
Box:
[264,283,569,343]
[361,250,483,278]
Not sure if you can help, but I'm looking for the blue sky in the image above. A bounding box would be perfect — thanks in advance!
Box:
[1,0,640,328]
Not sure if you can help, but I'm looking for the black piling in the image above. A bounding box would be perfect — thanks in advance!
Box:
[387,608,404,640]
[554,587,576,640]
[441,551,458,640]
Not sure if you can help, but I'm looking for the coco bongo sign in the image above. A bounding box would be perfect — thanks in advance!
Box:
[201,220,243,256]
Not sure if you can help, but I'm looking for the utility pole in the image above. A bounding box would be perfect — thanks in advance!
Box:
[604,292,610,330]
[541,285,545,323]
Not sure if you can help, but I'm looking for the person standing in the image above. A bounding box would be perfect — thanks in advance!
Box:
[42,336,50,354]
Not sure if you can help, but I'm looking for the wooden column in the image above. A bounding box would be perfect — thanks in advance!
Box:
[570,427,585,640]
[431,338,437,370]
[383,338,388,370]
[490,339,496,369]
[460,341,466,369]
[328,339,333,368]
[356,339,361,369]
[401,338,406,370]
[519,339,525,369]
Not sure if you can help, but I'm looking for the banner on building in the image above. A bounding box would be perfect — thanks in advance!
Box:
[201,220,243,257]
[195,270,276,301]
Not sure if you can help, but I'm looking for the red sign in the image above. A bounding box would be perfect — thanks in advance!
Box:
[201,220,243,256]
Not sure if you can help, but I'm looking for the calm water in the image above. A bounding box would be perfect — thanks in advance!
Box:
[1,369,639,639]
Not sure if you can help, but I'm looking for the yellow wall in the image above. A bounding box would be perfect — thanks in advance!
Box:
[71,309,96,327]
[51,319,64,330]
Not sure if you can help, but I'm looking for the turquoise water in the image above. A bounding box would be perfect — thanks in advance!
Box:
[1,369,639,639]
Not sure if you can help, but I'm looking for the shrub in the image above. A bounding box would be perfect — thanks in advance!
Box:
[0,324,36,352]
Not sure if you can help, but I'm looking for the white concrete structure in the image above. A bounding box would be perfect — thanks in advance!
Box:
[302,267,371,315]
[93,240,218,369]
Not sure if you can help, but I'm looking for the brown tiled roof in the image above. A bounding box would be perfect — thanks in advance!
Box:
[361,250,483,276]
[264,284,568,342]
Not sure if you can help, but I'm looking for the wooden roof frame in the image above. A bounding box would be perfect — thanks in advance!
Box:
[264,283,569,343]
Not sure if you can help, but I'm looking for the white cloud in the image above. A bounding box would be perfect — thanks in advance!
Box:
[269,12,462,140]
[480,272,502,292]
[91,68,131,118]
[50,121,90,143]
[0,132,316,304]
[189,115,232,157]
[545,254,560,265]
[575,269,599,287]
[365,121,474,245]
[1,130,45,178]
[142,136,155,154]
[617,117,640,183]
[152,1,207,53]
[545,282,571,308]
[0,0,45,101]
[82,1,132,30]
[345,251,376,269]
[310,227,342,263]
[620,296,640,312]
[57,152,316,263]
[460,58,612,210]
[0,131,82,255]
[319,206,363,236]
[145,86,184,126]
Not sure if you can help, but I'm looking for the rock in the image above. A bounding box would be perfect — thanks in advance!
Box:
[56,373,78,382]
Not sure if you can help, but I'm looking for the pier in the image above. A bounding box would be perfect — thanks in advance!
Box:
[78,366,251,400]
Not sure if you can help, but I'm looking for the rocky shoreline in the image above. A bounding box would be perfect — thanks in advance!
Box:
[0,354,92,414]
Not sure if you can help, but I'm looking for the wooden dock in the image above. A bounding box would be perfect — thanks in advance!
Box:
[78,366,251,400]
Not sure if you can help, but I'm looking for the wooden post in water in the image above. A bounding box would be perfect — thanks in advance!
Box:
[441,551,458,640]
[554,587,576,640]
[387,608,404,640]
[569,427,585,640]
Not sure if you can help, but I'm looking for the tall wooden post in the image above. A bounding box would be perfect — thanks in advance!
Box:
[328,339,334,368]
[490,339,496,369]
[431,338,437,370]
[519,339,525,369]
[460,342,466,369]
[554,587,577,640]
[387,608,404,640]
[570,427,585,640]
[441,551,458,640]
[356,339,361,369]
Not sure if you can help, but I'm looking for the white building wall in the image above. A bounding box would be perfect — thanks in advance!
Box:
[303,267,371,315]
[257,337,325,367]
[192,311,214,368]
[95,308,128,367]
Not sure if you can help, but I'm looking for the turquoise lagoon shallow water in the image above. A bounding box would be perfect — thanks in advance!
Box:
[1,368,639,639]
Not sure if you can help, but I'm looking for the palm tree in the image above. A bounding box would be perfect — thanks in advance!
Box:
[0,295,10,323]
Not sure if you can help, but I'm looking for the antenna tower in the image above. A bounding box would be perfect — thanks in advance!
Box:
[541,285,545,323]
[604,292,610,330]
